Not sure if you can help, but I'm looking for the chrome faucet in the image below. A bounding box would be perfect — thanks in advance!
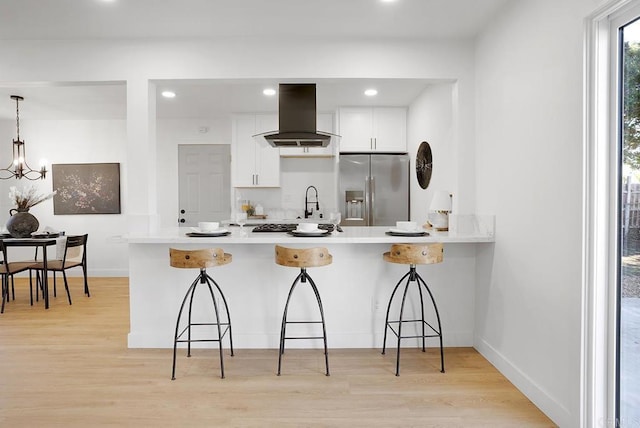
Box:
[304,185,319,219]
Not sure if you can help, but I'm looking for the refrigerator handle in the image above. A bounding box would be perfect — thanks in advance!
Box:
[364,176,371,226]
[370,176,375,225]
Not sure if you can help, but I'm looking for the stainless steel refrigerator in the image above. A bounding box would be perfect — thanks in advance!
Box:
[338,154,410,226]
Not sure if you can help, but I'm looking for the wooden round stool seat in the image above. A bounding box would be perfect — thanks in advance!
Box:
[274,245,332,376]
[383,243,443,265]
[170,248,232,269]
[169,247,234,380]
[275,245,332,268]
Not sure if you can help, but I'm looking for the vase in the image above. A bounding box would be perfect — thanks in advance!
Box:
[6,208,39,238]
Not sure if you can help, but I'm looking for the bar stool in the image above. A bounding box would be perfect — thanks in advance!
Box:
[170,248,234,380]
[275,245,332,376]
[382,243,445,376]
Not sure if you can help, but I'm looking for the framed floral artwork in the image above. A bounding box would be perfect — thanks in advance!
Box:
[52,163,121,215]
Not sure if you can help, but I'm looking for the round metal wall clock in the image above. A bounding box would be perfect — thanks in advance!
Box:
[416,141,433,189]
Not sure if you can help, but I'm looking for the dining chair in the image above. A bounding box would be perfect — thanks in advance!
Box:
[30,234,89,305]
[0,241,37,314]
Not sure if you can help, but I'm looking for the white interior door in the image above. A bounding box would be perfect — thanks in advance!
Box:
[178,144,231,226]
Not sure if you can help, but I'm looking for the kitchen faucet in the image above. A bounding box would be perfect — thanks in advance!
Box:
[304,185,319,219]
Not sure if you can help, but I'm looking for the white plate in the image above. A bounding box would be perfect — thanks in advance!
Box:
[294,228,323,234]
[190,227,227,234]
[388,228,423,234]
[289,229,331,237]
[190,227,228,234]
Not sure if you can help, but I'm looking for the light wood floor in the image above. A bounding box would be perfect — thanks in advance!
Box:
[0,278,556,427]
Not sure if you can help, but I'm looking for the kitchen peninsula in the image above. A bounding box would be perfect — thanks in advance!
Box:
[127,217,494,350]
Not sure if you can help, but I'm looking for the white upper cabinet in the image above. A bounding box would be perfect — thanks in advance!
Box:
[279,113,336,157]
[232,114,280,187]
[338,107,407,153]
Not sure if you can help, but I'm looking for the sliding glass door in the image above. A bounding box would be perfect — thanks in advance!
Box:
[619,16,640,428]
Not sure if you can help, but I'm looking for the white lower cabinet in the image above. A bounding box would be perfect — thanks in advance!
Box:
[233,114,280,187]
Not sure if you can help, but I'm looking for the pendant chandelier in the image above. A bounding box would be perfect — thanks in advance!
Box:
[0,95,47,180]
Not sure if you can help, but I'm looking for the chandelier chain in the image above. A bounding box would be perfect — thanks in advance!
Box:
[15,95,20,141]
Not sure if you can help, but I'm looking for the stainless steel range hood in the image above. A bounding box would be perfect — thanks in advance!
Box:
[254,83,339,148]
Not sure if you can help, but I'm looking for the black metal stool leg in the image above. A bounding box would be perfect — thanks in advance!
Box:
[171,274,200,380]
[304,271,330,376]
[205,272,235,357]
[186,273,201,358]
[383,266,445,376]
[382,270,411,355]
[395,276,412,376]
[278,269,330,376]
[417,279,426,352]
[203,274,226,379]
[278,272,302,376]
[415,272,445,373]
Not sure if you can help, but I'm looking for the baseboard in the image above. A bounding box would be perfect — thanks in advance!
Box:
[474,337,571,427]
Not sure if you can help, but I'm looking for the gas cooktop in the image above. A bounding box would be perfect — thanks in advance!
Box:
[252,223,334,233]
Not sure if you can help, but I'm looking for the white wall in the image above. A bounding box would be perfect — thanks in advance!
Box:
[407,83,456,223]
[0,118,129,276]
[474,0,606,425]
[156,118,231,228]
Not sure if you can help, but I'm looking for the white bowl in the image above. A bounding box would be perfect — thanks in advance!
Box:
[297,222,319,232]
[198,221,219,232]
[396,221,417,231]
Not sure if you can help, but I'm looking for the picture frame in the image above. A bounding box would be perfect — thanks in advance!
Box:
[52,163,121,215]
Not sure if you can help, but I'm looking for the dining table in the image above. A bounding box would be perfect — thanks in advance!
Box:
[1,236,62,310]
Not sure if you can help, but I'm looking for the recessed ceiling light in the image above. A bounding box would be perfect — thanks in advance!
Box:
[380,0,398,3]
[364,89,378,97]
[263,88,276,96]
[161,91,176,98]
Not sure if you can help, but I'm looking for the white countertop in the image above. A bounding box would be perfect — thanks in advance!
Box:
[127,222,494,245]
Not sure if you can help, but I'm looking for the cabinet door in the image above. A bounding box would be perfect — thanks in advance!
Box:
[338,108,374,152]
[373,107,407,152]
[233,115,258,187]
[307,113,336,156]
[254,114,280,186]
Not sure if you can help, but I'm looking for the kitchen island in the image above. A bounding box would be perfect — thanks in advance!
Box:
[127,218,494,350]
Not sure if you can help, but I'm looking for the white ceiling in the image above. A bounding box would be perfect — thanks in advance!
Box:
[0,0,510,41]
[0,0,510,121]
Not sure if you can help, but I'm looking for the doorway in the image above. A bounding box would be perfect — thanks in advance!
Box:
[178,144,231,226]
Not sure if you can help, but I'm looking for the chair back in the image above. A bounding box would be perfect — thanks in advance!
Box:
[62,234,88,266]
